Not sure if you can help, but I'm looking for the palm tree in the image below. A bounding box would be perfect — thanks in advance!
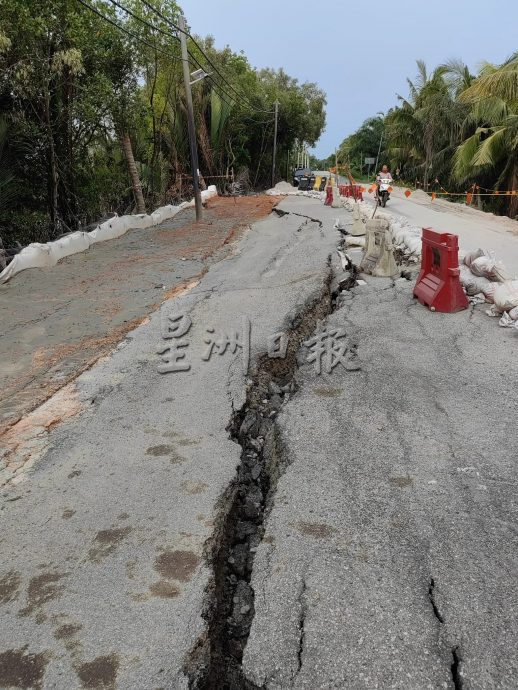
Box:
[454,54,518,217]
[386,60,465,187]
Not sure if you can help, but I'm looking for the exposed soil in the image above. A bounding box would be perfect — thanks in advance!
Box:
[0,196,281,437]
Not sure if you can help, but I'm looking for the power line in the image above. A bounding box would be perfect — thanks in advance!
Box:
[104,0,238,110]
[74,0,185,64]
[186,41,274,114]
[106,0,178,43]
[186,49,273,116]
[76,0,236,110]
[137,0,274,114]
[76,0,259,114]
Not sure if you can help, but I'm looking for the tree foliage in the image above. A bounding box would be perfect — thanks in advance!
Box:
[330,54,518,217]
[0,0,326,244]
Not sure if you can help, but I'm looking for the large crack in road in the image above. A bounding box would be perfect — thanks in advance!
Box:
[185,265,334,690]
[184,237,473,688]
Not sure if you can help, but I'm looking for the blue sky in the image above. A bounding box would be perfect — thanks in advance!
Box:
[179,0,518,157]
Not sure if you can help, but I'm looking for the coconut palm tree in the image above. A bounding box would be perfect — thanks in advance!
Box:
[454,53,518,217]
[386,60,466,187]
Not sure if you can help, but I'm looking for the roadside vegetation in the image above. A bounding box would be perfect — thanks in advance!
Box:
[316,55,518,218]
[0,0,326,245]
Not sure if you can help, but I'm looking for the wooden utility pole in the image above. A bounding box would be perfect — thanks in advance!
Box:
[179,16,203,221]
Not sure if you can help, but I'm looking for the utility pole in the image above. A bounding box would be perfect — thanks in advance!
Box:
[179,16,202,221]
[271,100,279,188]
[374,130,383,177]
[374,112,385,176]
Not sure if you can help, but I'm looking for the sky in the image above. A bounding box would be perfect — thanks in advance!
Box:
[179,0,518,158]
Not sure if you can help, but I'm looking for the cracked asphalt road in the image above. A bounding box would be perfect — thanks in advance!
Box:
[243,274,518,689]
[0,196,280,437]
[0,196,338,689]
[1,193,517,689]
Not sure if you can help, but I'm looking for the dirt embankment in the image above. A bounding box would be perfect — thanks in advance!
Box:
[0,196,281,438]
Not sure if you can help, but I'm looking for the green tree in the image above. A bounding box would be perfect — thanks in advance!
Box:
[454,53,518,217]
[385,60,467,187]
[338,116,384,177]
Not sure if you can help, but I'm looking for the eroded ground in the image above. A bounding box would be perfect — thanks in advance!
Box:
[0,196,280,436]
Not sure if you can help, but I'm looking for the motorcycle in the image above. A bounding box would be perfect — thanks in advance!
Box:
[376,178,392,207]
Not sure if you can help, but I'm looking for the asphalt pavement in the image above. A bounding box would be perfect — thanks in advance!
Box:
[243,274,518,689]
[1,192,517,690]
[0,195,338,689]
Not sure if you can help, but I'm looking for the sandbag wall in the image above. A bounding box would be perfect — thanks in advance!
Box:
[0,186,218,283]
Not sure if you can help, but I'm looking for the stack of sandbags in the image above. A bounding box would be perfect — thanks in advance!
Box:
[0,187,219,283]
[391,220,422,259]
[494,281,518,328]
[458,248,518,326]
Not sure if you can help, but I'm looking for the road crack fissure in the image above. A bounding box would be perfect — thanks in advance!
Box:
[451,646,464,690]
[184,271,334,690]
[294,578,307,681]
[272,207,323,228]
[428,577,445,624]
[427,577,465,689]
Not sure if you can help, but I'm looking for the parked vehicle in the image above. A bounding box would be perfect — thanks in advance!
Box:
[293,167,311,187]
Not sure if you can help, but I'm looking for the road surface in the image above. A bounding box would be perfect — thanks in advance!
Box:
[0,196,280,438]
[0,193,517,689]
[365,186,518,275]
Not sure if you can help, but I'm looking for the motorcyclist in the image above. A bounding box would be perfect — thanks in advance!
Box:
[376,165,392,199]
[376,164,392,183]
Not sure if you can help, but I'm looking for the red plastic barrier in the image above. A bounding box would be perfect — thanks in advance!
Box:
[338,184,363,201]
[324,186,333,206]
[413,228,468,312]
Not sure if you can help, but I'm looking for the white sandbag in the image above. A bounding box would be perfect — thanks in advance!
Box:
[0,243,55,282]
[510,306,518,320]
[150,209,166,223]
[88,216,131,243]
[130,214,153,229]
[459,264,492,297]
[201,184,218,202]
[49,232,92,262]
[406,237,422,255]
[486,304,501,317]
[493,280,518,312]
[470,253,509,282]
[463,248,485,268]
[392,224,407,245]
[334,218,346,231]
[468,293,486,305]
[481,282,498,303]
[499,312,517,328]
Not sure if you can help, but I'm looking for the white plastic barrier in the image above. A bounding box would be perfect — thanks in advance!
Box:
[0,186,219,283]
